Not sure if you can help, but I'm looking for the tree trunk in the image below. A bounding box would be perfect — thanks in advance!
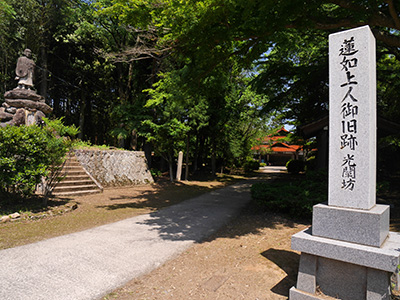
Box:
[185,134,190,180]
[160,157,167,172]
[78,95,86,140]
[130,129,138,150]
[117,63,126,103]
[168,153,174,182]
[211,140,216,176]
[127,62,134,99]
[118,136,125,149]
[193,133,199,173]
[143,142,152,169]
[39,46,48,101]
[85,97,94,143]
[117,63,127,148]
[196,134,206,172]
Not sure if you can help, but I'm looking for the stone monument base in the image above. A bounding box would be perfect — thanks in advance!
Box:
[290,228,400,300]
[312,203,389,247]
[1,88,51,127]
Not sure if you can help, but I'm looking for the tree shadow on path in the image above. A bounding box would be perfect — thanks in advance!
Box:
[96,180,233,212]
[133,175,310,243]
[262,248,300,298]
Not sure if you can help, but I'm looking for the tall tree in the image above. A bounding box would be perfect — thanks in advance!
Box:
[0,0,15,92]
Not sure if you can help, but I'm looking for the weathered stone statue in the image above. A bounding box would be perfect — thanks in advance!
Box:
[1,49,52,127]
[15,49,35,90]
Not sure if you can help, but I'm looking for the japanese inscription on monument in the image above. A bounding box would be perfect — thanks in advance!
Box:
[339,36,359,191]
[329,26,376,210]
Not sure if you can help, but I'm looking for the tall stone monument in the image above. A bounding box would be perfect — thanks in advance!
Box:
[290,26,400,300]
[0,49,52,127]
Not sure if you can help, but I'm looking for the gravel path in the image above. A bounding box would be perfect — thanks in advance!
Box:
[0,180,256,300]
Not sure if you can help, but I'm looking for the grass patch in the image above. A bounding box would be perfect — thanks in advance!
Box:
[72,139,123,150]
[251,170,328,221]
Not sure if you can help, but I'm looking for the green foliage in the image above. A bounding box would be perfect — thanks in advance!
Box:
[72,139,118,150]
[305,156,316,171]
[376,181,390,194]
[286,159,305,174]
[143,62,271,175]
[1,0,399,180]
[243,158,260,172]
[150,168,162,177]
[251,30,329,126]
[71,139,93,149]
[378,135,400,174]
[43,117,79,138]
[0,119,77,198]
[0,124,72,197]
[251,170,328,220]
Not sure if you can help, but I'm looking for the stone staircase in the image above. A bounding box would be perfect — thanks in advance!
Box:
[51,152,103,197]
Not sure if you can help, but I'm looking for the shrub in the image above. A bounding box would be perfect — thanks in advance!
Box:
[243,158,260,172]
[305,156,316,171]
[260,162,267,167]
[0,119,77,198]
[251,170,328,220]
[286,159,305,174]
[44,117,78,138]
[150,168,162,177]
[72,139,119,150]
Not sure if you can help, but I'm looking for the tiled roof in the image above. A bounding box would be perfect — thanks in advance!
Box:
[252,143,302,153]
[261,136,287,143]
[253,127,303,154]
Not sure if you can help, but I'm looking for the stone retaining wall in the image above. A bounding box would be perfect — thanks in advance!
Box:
[74,149,154,187]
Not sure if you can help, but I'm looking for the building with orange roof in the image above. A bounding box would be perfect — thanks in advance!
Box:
[252,127,304,166]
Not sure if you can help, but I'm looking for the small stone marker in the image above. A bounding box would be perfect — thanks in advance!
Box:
[26,111,35,126]
[176,151,183,181]
[328,25,376,210]
[289,26,400,300]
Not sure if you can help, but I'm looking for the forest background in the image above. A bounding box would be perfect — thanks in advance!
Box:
[0,0,399,176]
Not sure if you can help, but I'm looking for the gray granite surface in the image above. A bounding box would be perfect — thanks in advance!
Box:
[291,228,400,272]
[312,203,389,247]
[328,25,376,210]
[296,253,317,294]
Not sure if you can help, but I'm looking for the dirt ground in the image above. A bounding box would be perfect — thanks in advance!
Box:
[103,199,308,300]
[100,169,400,300]
[4,168,398,299]
[2,169,310,299]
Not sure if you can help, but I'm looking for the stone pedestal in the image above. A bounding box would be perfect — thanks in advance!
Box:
[312,203,389,247]
[290,223,400,300]
[290,200,400,300]
[1,88,51,127]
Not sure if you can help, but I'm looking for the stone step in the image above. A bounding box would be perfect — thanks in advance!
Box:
[52,189,102,197]
[50,152,103,197]
[55,180,95,187]
[63,162,81,167]
[59,170,87,176]
[50,162,80,169]
[62,165,85,170]
[60,175,92,181]
[52,184,99,193]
